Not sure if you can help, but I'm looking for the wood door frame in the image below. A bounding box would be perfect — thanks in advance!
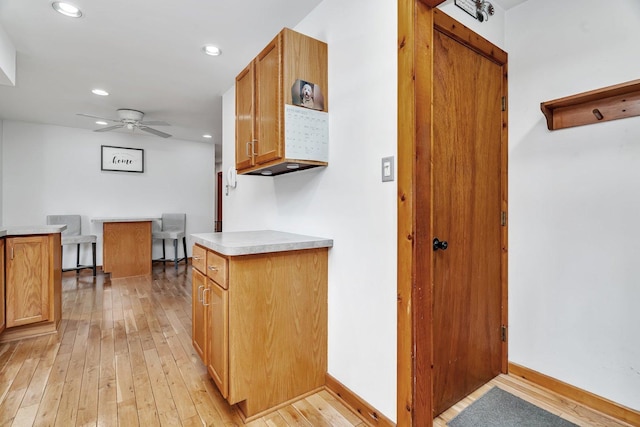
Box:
[397,3,509,425]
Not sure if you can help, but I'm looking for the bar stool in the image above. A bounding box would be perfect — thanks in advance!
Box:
[46,214,97,276]
[152,213,187,269]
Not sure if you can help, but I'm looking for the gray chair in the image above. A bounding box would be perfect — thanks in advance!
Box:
[152,213,187,269]
[46,214,97,276]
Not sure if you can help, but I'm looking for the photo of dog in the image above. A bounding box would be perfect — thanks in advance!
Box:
[291,79,325,111]
[301,83,315,108]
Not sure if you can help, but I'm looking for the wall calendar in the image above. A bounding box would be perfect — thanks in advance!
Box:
[284,104,329,162]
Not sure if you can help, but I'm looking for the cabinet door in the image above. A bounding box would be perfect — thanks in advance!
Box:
[206,279,228,398]
[0,239,5,334]
[6,236,49,327]
[192,268,207,362]
[255,35,283,165]
[236,62,255,171]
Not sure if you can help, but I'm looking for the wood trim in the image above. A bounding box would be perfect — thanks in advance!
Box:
[0,320,58,343]
[397,0,419,425]
[398,4,509,426]
[325,374,395,427]
[509,363,640,426]
[237,387,324,423]
[419,0,446,7]
[433,9,508,65]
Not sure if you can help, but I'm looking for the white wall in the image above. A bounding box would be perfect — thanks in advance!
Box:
[2,120,215,269]
[0,23,16,86]
[507,0,640,410]
[222,0,398,419]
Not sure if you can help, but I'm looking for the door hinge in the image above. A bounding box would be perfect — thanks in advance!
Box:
[501,325,507,342]
[501,211,507,226]
[501,96,506,111]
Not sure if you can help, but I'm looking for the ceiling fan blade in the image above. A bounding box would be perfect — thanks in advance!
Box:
[139,126,172,138]
[77,113,119,122]
[94,124,124,132]
[140,120,171,126]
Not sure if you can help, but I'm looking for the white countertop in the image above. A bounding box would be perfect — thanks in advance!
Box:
[191,230,333,256]
[0,225,67,237]
[91,217,160,223]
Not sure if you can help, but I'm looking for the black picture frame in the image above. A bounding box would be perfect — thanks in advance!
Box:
[101,145,144,173]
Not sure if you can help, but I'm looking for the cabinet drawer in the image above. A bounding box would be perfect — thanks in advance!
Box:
[192,245,207,274]
[206,251,228,289]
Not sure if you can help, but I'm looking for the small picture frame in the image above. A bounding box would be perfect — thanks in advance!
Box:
[101,145,144,173]
[291,79,325,111]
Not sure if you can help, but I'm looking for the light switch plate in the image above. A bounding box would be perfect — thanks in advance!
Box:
[382,156,394,182]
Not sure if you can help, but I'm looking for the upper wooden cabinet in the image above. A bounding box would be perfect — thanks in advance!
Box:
[235,28,329,176]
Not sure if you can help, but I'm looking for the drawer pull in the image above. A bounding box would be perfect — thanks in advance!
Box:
[193,256,202,260]
[208,265,218,271]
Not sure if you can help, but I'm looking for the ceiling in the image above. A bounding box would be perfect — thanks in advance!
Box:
[0,0,325,161]
[0,0,526,163]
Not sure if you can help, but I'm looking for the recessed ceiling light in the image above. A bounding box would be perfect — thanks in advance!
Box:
[202,45,221,56]
[91,88,109,96]
[202,134,212,139]
[52,2,82,18]
[96,121,108,125]
[261,170,273,176]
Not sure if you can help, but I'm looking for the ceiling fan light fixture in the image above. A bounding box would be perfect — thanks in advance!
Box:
[52,2,82,18]
[91,88,109,96]
[202,134,212,139]
[95,121,108,125]
[203,45,221,56]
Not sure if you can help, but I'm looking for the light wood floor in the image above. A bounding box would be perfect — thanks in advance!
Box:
[0,265,365,427]
[0,264,633,427]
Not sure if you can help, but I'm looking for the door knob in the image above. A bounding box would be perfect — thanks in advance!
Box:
[433,237,448,251]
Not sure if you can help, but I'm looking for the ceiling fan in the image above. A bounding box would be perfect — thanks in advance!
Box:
[77,109,172,138]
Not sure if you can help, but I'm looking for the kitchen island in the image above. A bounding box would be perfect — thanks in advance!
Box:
[92,217,159,278]
[190,230,333,421]
[0,225,66,342]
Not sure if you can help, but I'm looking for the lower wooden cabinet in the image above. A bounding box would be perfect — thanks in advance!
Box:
[5,235,50,327]
[0,239,5,335]
[0,232,62,343]
[191,244,328,420]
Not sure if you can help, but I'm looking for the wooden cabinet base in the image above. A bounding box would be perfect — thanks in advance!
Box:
[102,221,152,278]
[0,319,61,343]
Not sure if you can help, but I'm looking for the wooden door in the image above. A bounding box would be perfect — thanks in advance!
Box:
[235,62,255,171]
[431,25,505,415]
[6,236,49,327]
[216,171,223,232]
[255,35,282,165]
[207,279,228,398]
[192,268,207,361]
